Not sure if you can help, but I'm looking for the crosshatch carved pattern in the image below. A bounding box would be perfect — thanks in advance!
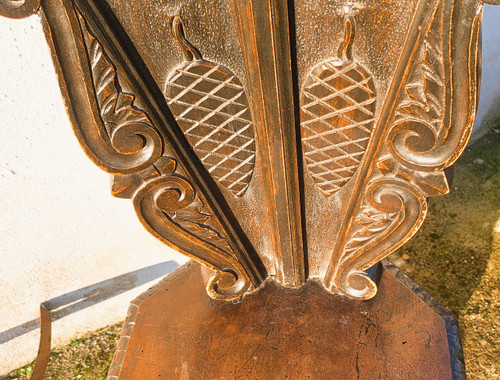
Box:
[301,60,376,196]
[165,61,256,197]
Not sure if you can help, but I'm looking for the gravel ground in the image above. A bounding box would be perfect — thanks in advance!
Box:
[3,128,499,379]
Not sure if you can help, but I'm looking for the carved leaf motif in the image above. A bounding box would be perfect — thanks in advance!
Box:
[388,2,448,167]
[394,17,445,129]
[70,12,162,174]
[411,171,449,197]
[133,173,249,299]
[86,31,154,150]
[377,156,449,197]
[168,196,233,255]
[331,179,427,299]
[326,3,455,300]
[344,205,398,257]
[110,153,235,256]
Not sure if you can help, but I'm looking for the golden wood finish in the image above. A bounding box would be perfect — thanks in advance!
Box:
[231,0,306,287]
[107,261,465,379]
[0,0,495,301]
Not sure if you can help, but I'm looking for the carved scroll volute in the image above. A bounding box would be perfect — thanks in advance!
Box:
[0,0,40,18]
[132,171,250,299]
[43,1,162,175]
[385,0,478,172]
[332,180,427,299]
[38,0,256,300]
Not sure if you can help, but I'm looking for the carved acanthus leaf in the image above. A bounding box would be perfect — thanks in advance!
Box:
[86,29,154,153]
[168,196,233,255]
[133,172,249,299]
[112,154,235,257]
[394,5,445,130]
[331,179,427,299]
[386,2,456,171]
[343,205,398,258]
[75,11,162,174]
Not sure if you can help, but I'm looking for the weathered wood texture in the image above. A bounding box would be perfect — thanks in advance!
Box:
[107,261,465,380]
[0,0,495,301]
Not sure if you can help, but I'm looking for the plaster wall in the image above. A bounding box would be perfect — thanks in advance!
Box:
[0,5,499,375]
[475,5,500,136]
[0,16,188,375]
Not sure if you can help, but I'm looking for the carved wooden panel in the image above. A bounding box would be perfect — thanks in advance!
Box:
[1,0,495,301]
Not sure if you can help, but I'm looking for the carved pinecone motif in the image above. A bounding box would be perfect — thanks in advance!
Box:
[165,61,256,197]
[301,61,376,196]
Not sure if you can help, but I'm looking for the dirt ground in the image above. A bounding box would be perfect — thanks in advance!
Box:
[3,128,499,379]
[392,127,500,379]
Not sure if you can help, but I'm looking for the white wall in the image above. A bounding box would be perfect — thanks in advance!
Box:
[0,16,187,375]
[0,5,499,375]
[475,5,500,136]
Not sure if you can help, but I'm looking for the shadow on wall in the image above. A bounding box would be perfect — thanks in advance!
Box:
[0,260,179,345]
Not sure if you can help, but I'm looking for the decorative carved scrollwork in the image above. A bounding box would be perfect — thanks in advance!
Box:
[332,179,427,299]
[132,163,250,300]
[79,12,251,299]
[323,0,481,299]
[0,0,40,18]
[4,0,490,302]
[111,151,251,300]
[387,1,449,171]
[37,1,255,300]
[78,14,163,174]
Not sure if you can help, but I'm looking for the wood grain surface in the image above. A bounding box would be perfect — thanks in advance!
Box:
[107,261,465,380]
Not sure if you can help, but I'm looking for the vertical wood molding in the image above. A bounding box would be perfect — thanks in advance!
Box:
[232,0,305,286]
